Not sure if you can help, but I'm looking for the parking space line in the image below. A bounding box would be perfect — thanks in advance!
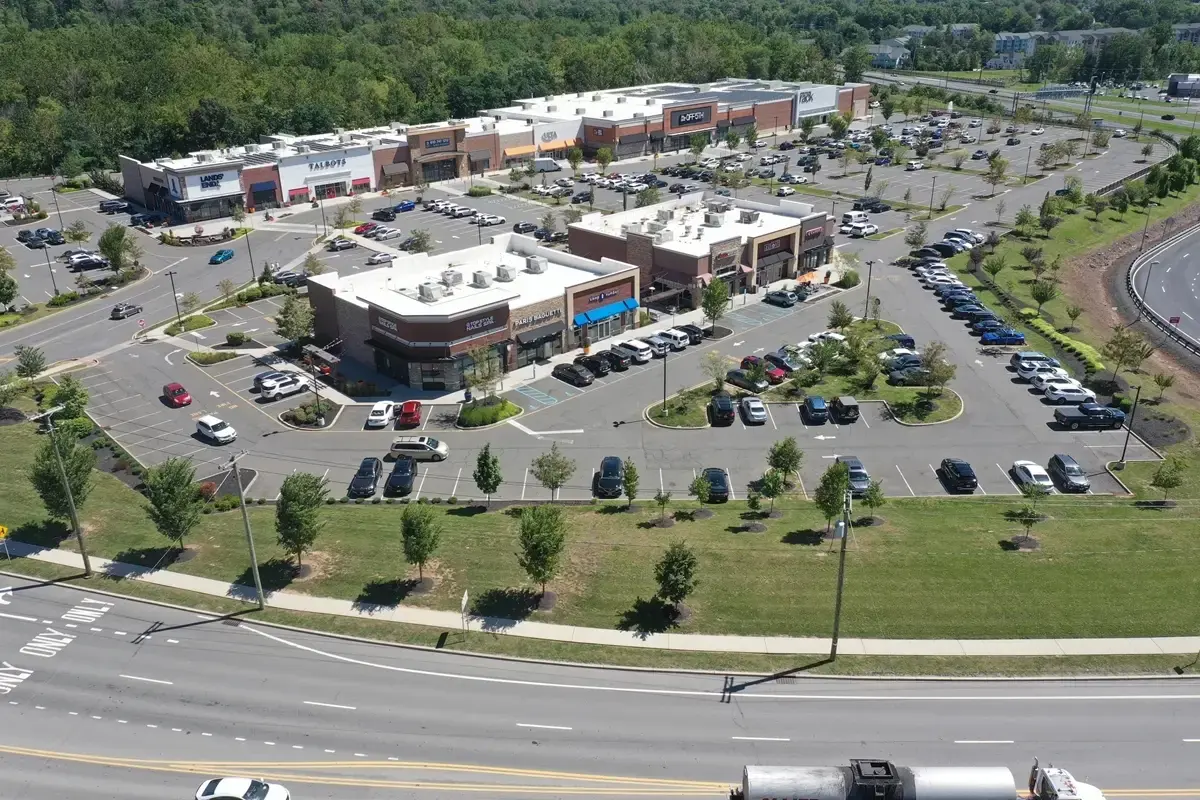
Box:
[997,463,1021,490]
[521,468,529,501]
[451,468,461,498]
[894,465,916,497]
[765,403,778,430]
[659,468,664,493]
[413,470,428,501]
[795,472,807,500]
[727,468,736,500]
[860,412,870,429]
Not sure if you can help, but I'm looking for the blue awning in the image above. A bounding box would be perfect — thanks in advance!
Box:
[622,298,639,311]
[584,300,629,323]
[249,181,276,192]
[572,312,590,327]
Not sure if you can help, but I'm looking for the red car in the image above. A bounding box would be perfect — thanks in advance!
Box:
[162,382,192,407]
[740,356,786,385]
[397,400,422,427]
[353,221,378,235]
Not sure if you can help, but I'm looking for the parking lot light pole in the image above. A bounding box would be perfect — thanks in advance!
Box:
[1118,385,1142,465]
[661,348,668,415]
[50,190,65,229]
[29,406,92,576]
[829,487,852,661]
[42,247,60,296]
[1135,260,1159,321]
[229,452,265,609]
[861,259,876,318]
[165,270,182,329]
[1024,146,1032,184]
[927,174,937,219]
[244,228,257,282]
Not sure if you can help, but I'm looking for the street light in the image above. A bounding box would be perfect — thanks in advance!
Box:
[928,173,937,219]
[1135,260,1159,322]
[165,270,183,330]
[861,259,876,318]
[1024,145,1032,184]
[229,452,265,610]
[28,406,92,576]
[244,225,257,282]
[42,247,60,296]
[829,487,851,661]
[1118,385,1142,465]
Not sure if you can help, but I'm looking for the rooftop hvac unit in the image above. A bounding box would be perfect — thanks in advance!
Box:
[495,264,518,282]
[521,102,534,110]
[244,144,259,153]
[683,225,692,237]
[739,210,761,224]
[603,110,614,118]
[547,105,558,112]
[472,270,493,288]
[656,208,675,222]
[296,144,310,153]
[576,108,587,115]
[440,270,463,286]
[525,256,548,274]
[335,127,346,135]
[646,98,656,106]
[576,92,585,98]
[646,221,666,233]
[272,142,285,150]
[634,113,644,118]
[655,230,675,244]
[621,221,643,235]
[592,94,603,101]
[418,282,444,302]
[154,158,171,165]
[617,96,627,104]
[339,133,352,143]
[704,212,725,226]
[194,153,211,163]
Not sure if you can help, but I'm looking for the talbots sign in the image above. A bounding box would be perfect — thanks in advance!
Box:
[309,158,347,171]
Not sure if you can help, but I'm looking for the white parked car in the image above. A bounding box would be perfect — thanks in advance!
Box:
[808,330,847,344]
[849,222,879,238]
[722,163,743,172]
[260,374,311,401]
[376,227,404,240]
[195,777,290,800]
[476,214,506,226]
[906,160,925,171]
[1017,362,1069,382]
[532,185,553,195]
[701,158,721,168]
[969,119,982,127]
[1113,128,1128,137]
[367,226,394,239]
[367,251,394,265]
[554,178,574,188]
[366,401,396,428]
[735,152,752,162]
[1031,127,1046,135]
[1045,384,1098,405]
[959,135,977,144]
[878,348,918,365]
[777,186,796,197]
[1012,460,1055,493]
[1030,374,1080,392]
[753,139,769,148]
[952,228,985,244]
[625,182,648,193]
[196,415,237,444]
[922,275,964,288]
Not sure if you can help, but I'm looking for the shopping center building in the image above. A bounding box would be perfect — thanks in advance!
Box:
[117,78,867,223]
[567,193,835,310]
[306,234,640,391]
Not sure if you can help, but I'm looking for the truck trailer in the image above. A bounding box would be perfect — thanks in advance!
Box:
[738,758,1104,800]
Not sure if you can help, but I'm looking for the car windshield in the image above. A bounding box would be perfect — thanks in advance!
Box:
[425,438,440,449]
[370,409,386,417]
[243,780,270,800]
[1063,463,1085,476]
[169,387,186,396]
[209,421,229,432]
[393,460,413,475]
[356,461,376,476]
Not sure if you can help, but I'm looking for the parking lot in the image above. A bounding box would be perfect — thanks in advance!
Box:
[197,296,290,350]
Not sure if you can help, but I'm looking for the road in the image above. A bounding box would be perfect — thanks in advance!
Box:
[2,579,1199,799]
[1132,226,1200,343]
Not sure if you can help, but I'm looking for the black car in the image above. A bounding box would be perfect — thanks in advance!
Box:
[926,242,958,259]
[702,467,730,502]
[778,141,796,150]
[272,270,308,288]
[574,354,610,377]
[597,350,631,372]
[884,333,916,349]
[552,363,593,386]
[110,302,142,320]
[1006,137,1021,145]
[327,237,357,251]
[888,367,929,386]
[675,324,705,345]
[44,231,65,245]
[550,231,568,243]
[24,237,46,249]
[533,227,553,240]
[668,183,685,193]
[938,458,978,493]
[372,208,397,221]
[1047,453,1090,492]
[384,456,418,496]
[709,392,736,425]
[595,455,625,499]
[852,199,890,213]
[16,229,35,243]
[571,192,591,204]
[347,457,383,498]
[98,199,129,213]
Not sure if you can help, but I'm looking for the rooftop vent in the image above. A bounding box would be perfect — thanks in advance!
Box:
[472,270,493,288]
[621,221,644,235]
[525,256,548,274]
[296,144,310,153]
[339,133,352,143]
[592,94,603,101]
[521,102,534,110]
[646,98,656,106]
[656,208,675,222]
[546,105,558,112]
[440,270,463,286]
[576,108,587,115]
[646,221,666,234]
[244,144,259,154]
[602,110,614,118]
[634,112,644,118]
[655,230,674,244]
[418,282,444,302]
[272,142,285,150]
[195,153,211,163]
[617,96,627,104]
[495,264,518,282]
[704,212,725,226]
[739,210,761,224]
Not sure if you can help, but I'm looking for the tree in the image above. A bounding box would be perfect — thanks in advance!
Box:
[400,503,441,581]
[1150,457,1187,501]
[508,167,525,186]
[1153,372,1176,401]
[688,474,711,505]
[15,345,46,379]
[332,207,350,230]
[303,252,326,276]
[920,340,957,397]
[64,219,91,245]
[800,117,816,142]
[530,441,576,501]
[725,131,741,151]
[635,186,661,208]
[561,207,584,226]
[653,489,672,523]
[1110,189,1130,218]
[218,279,237,301]
[48,374,89,419]
[938,184,956,212]
[806,339,840,376]
[0,272,16,310]
[622,458,639,509]
[813,461,849,533]
[0,369,20,409]
[275,471,328,568]
[995,198,1006,226]
[967,246,985,273]
[1065,304,1083,331]
[870,296,883,328]
[595,147,613,175]
[465,345,502,398]
[517,504,567,594]
[181,291,201,314]
[688,135,707,162]
[860,479,885,522]
[983,155,1009,196]
[953,152,968,170]
[274,294,314,341]
[28,428,95,524]
[1030,280,1058,315]
[701,349,729,391]
[880,99,895,122]
[841,45,870,83]
[829,115,850,140]
[406,229,434,253]
[1038,208,1060,237]
[143,457,203,550]
[654,541,698,607]
[758,469,785,514]
[700,276,729,332]
[744,124,758,149]
[862,165,873,194]
[230,205,246,226]
[904,221,928,251]
[1141,142,1155,162]
[567,147,583,177]
[472,443,503,507]
[258,263,274,285]
[1092,129,1111,149]
[539,210,558,232]
[1014,205,1037,235]
[827,299,854,331]
[98,224,142,273]
[1102,326,1150,382]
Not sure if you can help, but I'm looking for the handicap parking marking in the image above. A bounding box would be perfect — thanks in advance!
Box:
[511,384,558,406]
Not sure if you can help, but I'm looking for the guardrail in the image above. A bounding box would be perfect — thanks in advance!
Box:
[1126,228,1200,358]
[1096,165,1153,197]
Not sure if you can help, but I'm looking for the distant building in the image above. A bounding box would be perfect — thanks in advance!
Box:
[1172,23,1200,44]
[990,32,1038,68]
[903,23,979,42]
[867,44,911,69]
[1168,73,1200,98]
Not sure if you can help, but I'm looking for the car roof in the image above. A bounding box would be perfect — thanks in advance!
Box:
[371,400,393,410]
[197,414,222,425]
[837,455,864,467]
[400,400,421,410]
[165,382,186,391]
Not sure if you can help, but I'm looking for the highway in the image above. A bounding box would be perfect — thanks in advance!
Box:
[1132,226,1200,343]
[2,579,1200,798]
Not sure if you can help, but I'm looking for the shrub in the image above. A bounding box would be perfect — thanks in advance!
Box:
[372,496,382,504]
[1026,318,1106,375]
[836,269,860,288]
[202,506,213,514]
[56,417,95,439]
[1111,393,1134,412]
[256,497,266,505]
[458,399,521,428]
[385,498,394,504]
[238,286,263,303]
[339,496,349,503]
[188,351,238,366]
[213,494,241,512]
[283,398,336,426]
[326,497,337,504]
[1018,307,1039,320]
[431,496,443,504]
[354,498,364,504]
[226,331,248,346]
[199,481,218,500]
[466,186,493,197]
[417,497,429,504]
[448,496,458,504]
[47,291,81,308]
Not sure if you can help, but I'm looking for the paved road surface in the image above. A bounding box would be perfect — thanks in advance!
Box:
[1133,225,1200,343]
[2,580,1199,798]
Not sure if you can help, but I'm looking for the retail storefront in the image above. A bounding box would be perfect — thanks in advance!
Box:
[161,167,245,223]
[512,298,566,367]
[366,304,512,391]
[380,162,409,189]
[663,103,717,152]
[568,278,638,349]
[616,132,647,159]
[754,233,796,286]
[798,221,834,278]
[278,146,374,204]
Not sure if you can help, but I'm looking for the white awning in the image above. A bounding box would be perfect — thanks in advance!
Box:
[303,171,352,185]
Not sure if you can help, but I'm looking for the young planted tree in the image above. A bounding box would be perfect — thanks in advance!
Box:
[653,489,672,523]
[622,458,639,509]
[15,345,46,379]
[275,471,329,569]
[688,474,711,506]
[800,117,816,142]
[530,441,576,501]
[635,186,661,208]
[744,124,758,149]
[806,339,841,376]
[406,229,434,253]
[758,468,785,515]
[938,184,956,212]
[472,443,503,507]
[567,148,583,177]
[539,210,558,232]
[181,291,201,314]
[595,147,613,175]
[0,271,15,311]
[464,344,502,398]
[1141,142,1155,162]
[904,221,928,251]
[144,457,203,552]
[64,219,92,245]
[953,151,968,170]
[870,296,883,328]
[725,131,741,152]
[688,135,707,163]
[400,503,441,582]
[982,254,1006,286]
[654,540,699,609]
[860,480,885,523]
[28,428,96,526]
[1029,280,1058,315]
[701,349,730,392]
[218,278,237,302]
[967,246,986,273]
[98,224,143,272]
[1014,205,1037,235]
[995,198,1006,226]
[700,276,730,333]
[1150,457,1187,502]
[274,294,315,341]
[813,461,850,533]
[827,299,854,331]
[1102,327,1151,383]
[983,156,1009,196]
[517,504,568,596]
[1065,305,1083,331]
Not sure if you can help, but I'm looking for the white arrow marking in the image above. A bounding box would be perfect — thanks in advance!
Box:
[0,587,11,605]
[210,391,220,398]
[814,434,836,440]
[129,353,138,358]
[246,328,259,333]
[233,321,245,327]
[733,341,745,346]
[165,349,180,365]
[975,359,983,365]
[753,347,765,353]
[191,332,205,340]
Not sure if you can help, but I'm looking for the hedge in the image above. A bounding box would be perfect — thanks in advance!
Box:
[466,186,493,197]
[458,398,521,428]
[1026,318,1106,375]
[188,351,238,366]
[165,314,215,336]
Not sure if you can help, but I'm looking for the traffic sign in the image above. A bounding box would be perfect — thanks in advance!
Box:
[137,319,146,329]
[1169,316,1181,325]
[0,525,8,540]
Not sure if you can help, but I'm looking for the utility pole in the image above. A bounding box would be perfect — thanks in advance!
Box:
[661,346,668,414]
[928,174,937,219]
[862,259,876,318]
[165,270,183,329]
[229,452,265,609]
[29,406,92,576]
[1024,145,1032,184]
[42,247,60,296]
[1118,384,1142,465]
[50,190,65,229]
[244,227,257,283]
[829,487,851,661]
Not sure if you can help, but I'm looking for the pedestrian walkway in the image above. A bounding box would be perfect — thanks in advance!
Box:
[7,542,1199,657]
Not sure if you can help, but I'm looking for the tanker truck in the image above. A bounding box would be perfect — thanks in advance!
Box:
[737,758,1105,800]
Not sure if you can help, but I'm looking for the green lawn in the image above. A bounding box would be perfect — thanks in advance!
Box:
[164,314,215,336]
[647,385,716,428]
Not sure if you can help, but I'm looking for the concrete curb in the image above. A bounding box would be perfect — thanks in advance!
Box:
[275,402,347,432]
[642,379,714,430]
[885,389,966,426]
[452,403,525,431]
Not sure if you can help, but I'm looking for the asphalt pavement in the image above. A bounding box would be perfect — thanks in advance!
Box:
[2,580,1200,799]
[1132,225,1200,343]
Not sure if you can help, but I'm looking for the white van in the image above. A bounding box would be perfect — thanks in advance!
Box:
[638,336,670,357]
[841,211,868,226]
[389,436,449,461]
[612,340,653,363]
[656,330,689,351]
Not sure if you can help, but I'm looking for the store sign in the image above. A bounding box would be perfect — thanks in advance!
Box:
[515,308,562,328]
[587,288,619,304]
[798,91,814,104]
[710,238,742,272]
[541,131,559,142]
[423,138,451,150]
[759,238,785,255]
[671,107,712,127]
[592,127,606,136]
[465,315,496,332]
[377,317,398,332]
[804,226,825,242]
[309,158,347,171]
[199,173,225,189]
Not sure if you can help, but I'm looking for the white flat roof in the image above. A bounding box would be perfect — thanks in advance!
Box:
[309,234,635,318]
[571,194,817,258]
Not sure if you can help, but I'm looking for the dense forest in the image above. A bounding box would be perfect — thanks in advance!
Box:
[2,0,1200,177]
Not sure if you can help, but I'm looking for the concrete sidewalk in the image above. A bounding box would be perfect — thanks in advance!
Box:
[8,541,1200,657]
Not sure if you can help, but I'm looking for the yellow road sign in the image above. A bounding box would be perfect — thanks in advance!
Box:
[0,525,8,540]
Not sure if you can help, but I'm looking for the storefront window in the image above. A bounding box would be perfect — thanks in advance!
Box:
[422,159,458,183]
